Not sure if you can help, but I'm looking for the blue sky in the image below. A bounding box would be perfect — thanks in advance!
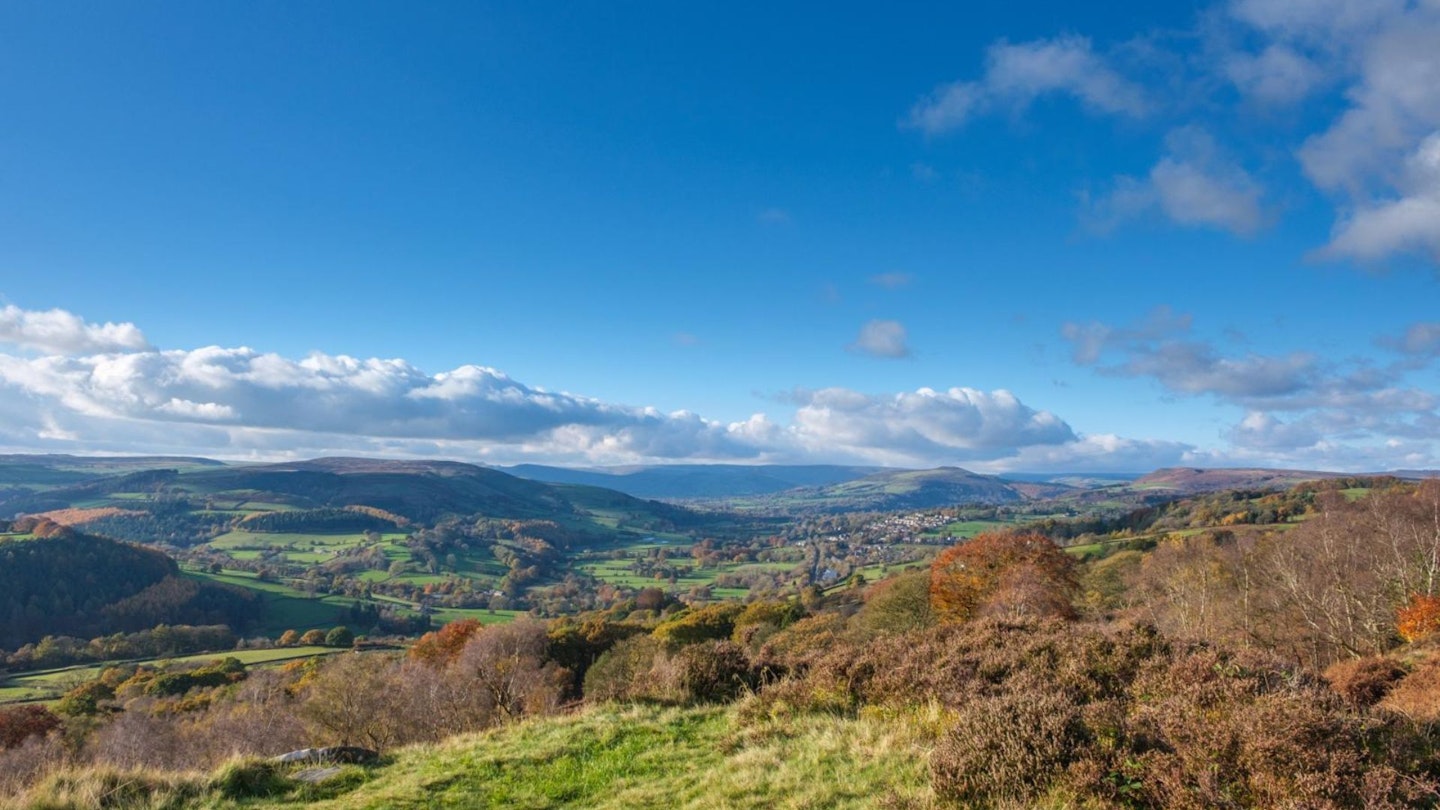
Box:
[1,0,1437,472]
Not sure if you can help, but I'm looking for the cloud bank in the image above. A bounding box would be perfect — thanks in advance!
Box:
[1063,307,1440,469]
[0,305,1189,471]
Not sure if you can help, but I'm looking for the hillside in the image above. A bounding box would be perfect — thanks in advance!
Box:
[752,466,1057,512]
[0,456,700,534]
[1133,467,1352,494]
[0,524,258,649]
[504,463,887,500]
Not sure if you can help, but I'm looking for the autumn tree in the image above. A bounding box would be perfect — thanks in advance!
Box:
[408,619,483,666]
[455,620,566,720]
[1397,593,1440,643]
[299,653,404,750]
[854,569,935,636]
[929,532,1078,624]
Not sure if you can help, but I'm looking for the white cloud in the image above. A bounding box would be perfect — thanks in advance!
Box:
[1223,44,1325,104]
[906,36,1147,135]
[848,319,911,358]
[0,306,1187,470]
[1321,132,1440,262]
[1230,0,1406,42]
[1216,1,1440,263]
[985,433,1196,474]
[1381,321,1440,360]
[1086,128,1266,235]
[0,304,151,355]
[787,386,1077,466]
[1064,309,1440,464]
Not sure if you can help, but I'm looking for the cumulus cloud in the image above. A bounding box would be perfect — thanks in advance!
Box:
[0,345,785,465]
[1085,128,1267,235]
[904,1,1440,265]
[906,36,1147,135]
[985,433,1196,474]
[0,305,151,355]
[1321,132,1440,262]
[787,386,1077,466]
[1064,309,1440,464]
[1231,0,1440,263]
[848,320,912,358]
[0,304,1195,471]
[1222,44,1326,104]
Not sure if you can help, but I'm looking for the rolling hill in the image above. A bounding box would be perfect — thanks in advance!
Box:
[503,463,887,500]
[758,466,1066,512]
[0,456,700,534]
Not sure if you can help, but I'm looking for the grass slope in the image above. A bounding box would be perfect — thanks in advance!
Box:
[267,703,933,809]
[9,704,936,809]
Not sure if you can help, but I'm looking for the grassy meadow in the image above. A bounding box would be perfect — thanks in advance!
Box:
[4,702,937,810]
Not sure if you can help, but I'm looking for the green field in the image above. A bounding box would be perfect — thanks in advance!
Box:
[0,647,340,705]
[925,518,1010,538]
[184,569,360,634]
[209,530,409,553]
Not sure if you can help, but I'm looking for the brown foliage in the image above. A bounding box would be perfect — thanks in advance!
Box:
[746,620,1440,808]
[675,641,755,703]
[408,618,483,666]
[0,706,61,751]
[929,532,1078,624]
[1380,658,1440,721]
[930,685,1087,808]
[1325,656,1408,707]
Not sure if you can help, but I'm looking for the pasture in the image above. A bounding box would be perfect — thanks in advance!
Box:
[0,646,341,706]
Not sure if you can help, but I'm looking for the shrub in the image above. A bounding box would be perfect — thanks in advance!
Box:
[652,603,745,647]
[582,635,666,704]
[299,629,327,646]
[930,684,1087,808]
[56,681,115,717]
[212,757,291,799]
[930,532,1079,624]
[408,619,482,666]
[324,626,355,648]
[1325,656,1408,707]
[0,705,61,750]
[675,641,755,703]
[852,570,934,637]
[1380,659,1440,721]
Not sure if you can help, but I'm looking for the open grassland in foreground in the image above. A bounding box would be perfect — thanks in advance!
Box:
[8,702,936,809]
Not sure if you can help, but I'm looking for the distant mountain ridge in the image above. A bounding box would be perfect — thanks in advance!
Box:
[503,463,887,500]
[1134,466,1440,494]
[0,456,699,532]
[766,466,1069,512]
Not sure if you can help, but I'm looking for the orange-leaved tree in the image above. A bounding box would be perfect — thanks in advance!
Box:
[929,531,1079,624]
[408,618,483,666]
[1397,593,1440,643]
